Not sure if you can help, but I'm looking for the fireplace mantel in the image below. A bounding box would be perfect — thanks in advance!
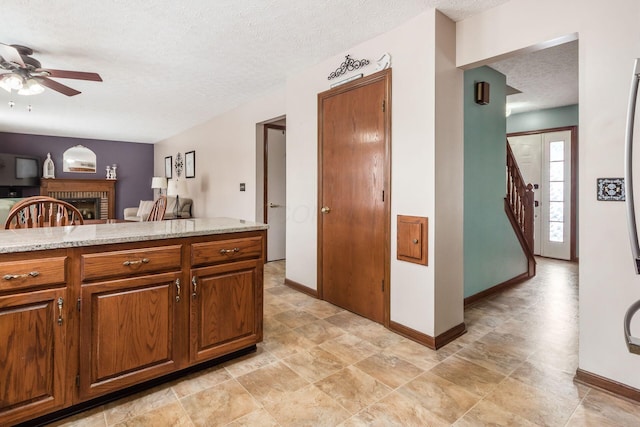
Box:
[40,179,116,219]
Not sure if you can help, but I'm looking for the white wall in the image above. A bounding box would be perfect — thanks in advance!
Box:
[154,88,285,221]
[286,9,463,337]
[458,0,640,389]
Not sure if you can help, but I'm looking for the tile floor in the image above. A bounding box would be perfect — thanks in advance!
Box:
[47,258,640,426]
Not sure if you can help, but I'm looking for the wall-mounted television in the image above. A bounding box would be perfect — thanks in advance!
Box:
[0,153,40,188]
[16,157,39,179]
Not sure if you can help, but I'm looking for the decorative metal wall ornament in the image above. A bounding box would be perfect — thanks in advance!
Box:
[597,177,625,201]
[328,55,370,80]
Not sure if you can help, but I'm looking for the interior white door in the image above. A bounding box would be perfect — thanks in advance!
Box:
[266,126,286,261]
[508,130,572,260]
[508,135,542,254]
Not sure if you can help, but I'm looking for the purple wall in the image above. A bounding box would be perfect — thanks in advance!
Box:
[0,132,154,219]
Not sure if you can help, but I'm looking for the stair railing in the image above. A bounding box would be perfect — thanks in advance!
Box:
[506,141,535,254]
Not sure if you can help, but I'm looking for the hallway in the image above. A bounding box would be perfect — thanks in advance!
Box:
[48,258,640,426]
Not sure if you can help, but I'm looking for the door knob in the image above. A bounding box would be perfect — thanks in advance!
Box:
[321,206,331,214]
[269,202,281,208]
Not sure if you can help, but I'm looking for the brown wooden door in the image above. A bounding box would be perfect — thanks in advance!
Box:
[190,259,260,363]
[0,289,67,426]
[78,272,180,400]
[318,69,391,324]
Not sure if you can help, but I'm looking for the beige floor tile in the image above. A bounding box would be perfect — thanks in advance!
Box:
[272,309,319,329]
[236,361,308,405]
[226,408,280,427]
[429,354,505,397]
[318,333,380,364]
[297,298,345,319]
[484,377,580,426]
[455,338,526,375]
[111,401,193,427]
[45,405,106,427]
[315,365,392,414]
[180,379,260,426]
[578,388,640,425]
[170,364,232,398]
[453,399,541,427]
[384,338,445,370]
[261,328,316,359]
[103,385,178,426]
[340,390,449,427]
[282,347,347,382]
[350,323,405,349]
[565,404,625,427]
[262,315,291,337]
[265,384,350,426]
[509,360,588,401]
[398,372,482,423]
[294,318,345,345]
[222,345,279,378]
[355,352,423,389]
[325,311,373,332]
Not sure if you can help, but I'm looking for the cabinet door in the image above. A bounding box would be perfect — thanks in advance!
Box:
[190,259,261,363]
[78,272,181,400]
[0,289,67,426]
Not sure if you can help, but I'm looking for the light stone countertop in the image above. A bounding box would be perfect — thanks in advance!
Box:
[0,217,268,254]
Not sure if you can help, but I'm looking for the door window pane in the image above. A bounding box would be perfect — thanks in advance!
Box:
[549,182,564,202]
[550,162,564,181]
[549,202,564,221]
[549,222,564,242]
[549,141,564,162]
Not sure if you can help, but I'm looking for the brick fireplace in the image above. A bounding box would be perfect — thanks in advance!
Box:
[40,179,116,219]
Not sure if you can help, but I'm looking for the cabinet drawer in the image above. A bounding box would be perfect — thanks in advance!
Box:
[0,257,67,292]
[191,236,263,266]
[81,245,182,281]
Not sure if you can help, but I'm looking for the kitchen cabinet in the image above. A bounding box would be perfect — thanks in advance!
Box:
[0,219,265,426]
[0,254,68,426]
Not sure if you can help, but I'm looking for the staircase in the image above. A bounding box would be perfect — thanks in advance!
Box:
[505,141,536,277]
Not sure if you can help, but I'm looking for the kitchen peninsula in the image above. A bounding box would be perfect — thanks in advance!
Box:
[0,218,267,426]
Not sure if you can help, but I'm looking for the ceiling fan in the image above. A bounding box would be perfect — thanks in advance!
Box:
[0,43,102,96]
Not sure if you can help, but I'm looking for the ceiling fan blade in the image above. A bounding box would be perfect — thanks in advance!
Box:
[0,43,25,67]
[44,69,102,81]
[38,77,81,96]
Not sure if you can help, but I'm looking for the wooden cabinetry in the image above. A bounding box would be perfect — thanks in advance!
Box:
[0,254,69,426]
[189,236,264,363]
[0,229,265,426]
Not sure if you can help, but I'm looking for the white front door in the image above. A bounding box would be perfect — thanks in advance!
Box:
[508,129,572,260]
[266,126,286,261]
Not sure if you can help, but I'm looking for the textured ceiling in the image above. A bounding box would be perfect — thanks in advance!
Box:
[490,40,578,115]
[0,0,569,144]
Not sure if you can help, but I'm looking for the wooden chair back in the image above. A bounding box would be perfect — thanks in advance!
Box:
[146,196,167,221]
[5,196,85,229]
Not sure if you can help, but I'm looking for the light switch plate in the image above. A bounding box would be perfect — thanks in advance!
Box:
[597,178,624,201]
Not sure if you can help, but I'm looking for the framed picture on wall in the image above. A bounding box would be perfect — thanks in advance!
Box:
[165,156,172,179]
[185,151,195,178]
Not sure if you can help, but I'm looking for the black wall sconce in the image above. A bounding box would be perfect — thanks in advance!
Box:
[475,81,490,105]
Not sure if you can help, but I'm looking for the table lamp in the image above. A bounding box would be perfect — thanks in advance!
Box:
[151,176,168,196]
[167,179,188,218]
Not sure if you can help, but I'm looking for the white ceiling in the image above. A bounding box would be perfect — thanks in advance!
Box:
[1,0,573,144]
[490,40,578,115]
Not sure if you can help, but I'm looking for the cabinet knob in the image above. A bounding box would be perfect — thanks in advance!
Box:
[191,276,198,298]
[175,278,181,302]
[321,206,331,214]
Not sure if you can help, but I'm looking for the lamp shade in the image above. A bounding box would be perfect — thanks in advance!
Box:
[167,179,188,196]
[151,176,167,190]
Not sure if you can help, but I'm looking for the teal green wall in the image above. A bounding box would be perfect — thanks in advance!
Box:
[464,66,528,298]
[507,104,578,133]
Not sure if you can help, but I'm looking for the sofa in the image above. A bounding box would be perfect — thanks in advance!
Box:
[124,197,192,221]
[0,198,24,227]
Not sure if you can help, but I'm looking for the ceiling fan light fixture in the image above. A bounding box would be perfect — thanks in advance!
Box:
[18,78,44,95]
[1,73,25,90]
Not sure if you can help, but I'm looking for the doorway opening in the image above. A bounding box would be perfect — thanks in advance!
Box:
[256,116,287,263]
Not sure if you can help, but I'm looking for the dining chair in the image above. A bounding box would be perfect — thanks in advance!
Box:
[5,196,85,229]
[146,196,167,221]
